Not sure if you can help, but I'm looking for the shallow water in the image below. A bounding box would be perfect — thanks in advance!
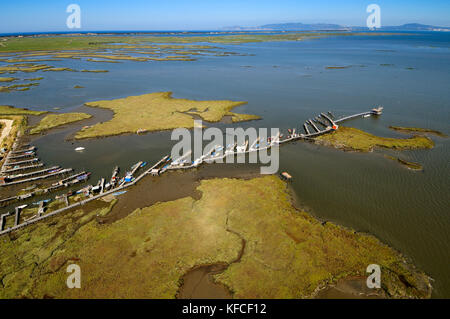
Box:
[1,32,449,297]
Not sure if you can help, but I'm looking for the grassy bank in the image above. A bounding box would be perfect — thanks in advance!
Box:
[0,33,398,53]
[0,82,39,92]
[0,105,46,153]
[316,126,434,152]
[30,112,92,134]
[389,126,447,138]
[0,176,431,298]
[0,77,17,82]
[0,105,46,116]
[75,91,259,139]
[0,63,52,74]
[0,115,26,150]
[384,155,423,170]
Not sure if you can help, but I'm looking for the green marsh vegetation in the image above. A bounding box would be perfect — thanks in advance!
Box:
[0,63,53,74]
[384,155,423,171]
[0,77,17,82]
[389,126,447,138]
[0,82,39,93]
[80,69,108,73]
[0,33,396,53]
[0,105,46,116]
[0,176,431,298]
[316,126,434,152]
[30,112,92,134]
[24,77,44,81]
[75,91,259,139]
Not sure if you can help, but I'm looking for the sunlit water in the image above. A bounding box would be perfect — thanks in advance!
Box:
[1,32,449,297]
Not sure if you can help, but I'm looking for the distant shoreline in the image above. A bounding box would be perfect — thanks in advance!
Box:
[0,29,437,38]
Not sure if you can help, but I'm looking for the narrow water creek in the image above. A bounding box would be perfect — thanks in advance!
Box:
[177,235,246,299]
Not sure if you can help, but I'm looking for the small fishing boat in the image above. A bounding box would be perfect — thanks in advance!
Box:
[110,166,119,185]
[130,162,141,171]
[236,141,248,153]
[225,143,236,155]
[112,191,127,196]
[280,171,292,181]
[33,199,51,206]
[74,147,85,152]
[249,137,260,151]
[193,158,202,166]
[77,172,90,181]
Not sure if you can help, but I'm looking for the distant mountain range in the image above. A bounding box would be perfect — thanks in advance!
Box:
[222,23,450,32]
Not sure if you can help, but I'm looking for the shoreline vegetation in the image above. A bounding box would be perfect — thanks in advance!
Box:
[0,106,46,157]
[384,155,423,170]
[0,82,39,92]
[0,116,24,149]
[315,126,434,152]
[389,125,447,138]
[74,91,260,139]
[0,176,431,298]
[0,33,402,89]
[0,77,17,82]
[29,112,92,134]
[0,33,400,52]
[0,105,46,116]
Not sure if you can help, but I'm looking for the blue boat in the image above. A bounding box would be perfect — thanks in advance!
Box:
[112,191,127,196]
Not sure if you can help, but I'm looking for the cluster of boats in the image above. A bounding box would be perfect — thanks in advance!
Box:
[73,161,148,197]
[166,132,284,169]
[1,107,385,233]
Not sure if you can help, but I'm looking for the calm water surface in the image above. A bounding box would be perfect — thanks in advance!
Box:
[1,32,449,297]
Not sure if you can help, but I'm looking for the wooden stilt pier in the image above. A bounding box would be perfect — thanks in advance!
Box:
[130,161,143,176]
[0,168,73,187]
[100,178,105,194]
[0,107,382,236]
[38,201,46,217]
[14,206,22,226]
[6,152,36,160]
[303,123,311,135]
[10,146,35,155]
[1,163,44,174]
[4,157,39,166]
[309,119,320,132]
[6,166,60,180]
[0,213,7,231]
[64,195,69,207]
[320,112,335,126]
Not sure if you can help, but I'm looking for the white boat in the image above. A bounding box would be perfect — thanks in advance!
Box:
[225,143,236,155]
[363,114,371,118]
[75,147,85,152]
[236,141,248,153]
[171,150,192,166]
[270,132,281,145]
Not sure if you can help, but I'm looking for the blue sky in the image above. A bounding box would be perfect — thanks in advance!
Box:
[1,0,449,33]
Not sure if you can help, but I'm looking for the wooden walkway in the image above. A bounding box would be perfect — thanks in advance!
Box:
[0,156,169,235]
[0,107,382,236]
[0,168,73,187]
